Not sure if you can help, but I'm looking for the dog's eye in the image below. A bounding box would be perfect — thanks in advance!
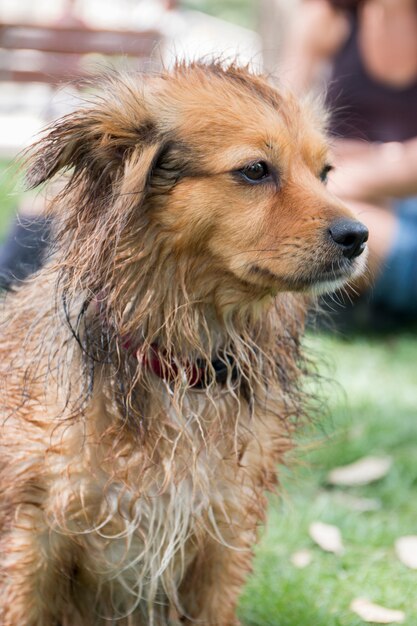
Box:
[239,161,271,183]
[319,164,333,183]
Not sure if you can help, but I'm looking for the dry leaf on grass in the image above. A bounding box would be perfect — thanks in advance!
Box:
[350,598,405,623]
[290,549,312,568]
[395,535,417,569]
[331,492,381,512]
[327,456,392,486]
[309,521,344,554]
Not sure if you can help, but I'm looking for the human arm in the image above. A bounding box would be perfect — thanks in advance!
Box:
[280,0,350,92]
[329,138,417,202]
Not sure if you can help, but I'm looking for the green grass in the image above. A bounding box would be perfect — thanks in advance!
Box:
[0,159,20,241]
[182,0,254,29]
[239,334,417,625]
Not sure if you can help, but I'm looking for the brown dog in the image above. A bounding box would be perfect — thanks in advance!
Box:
[0,63,367,626]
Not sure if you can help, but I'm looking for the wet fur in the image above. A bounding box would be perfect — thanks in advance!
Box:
[0,63,364,625]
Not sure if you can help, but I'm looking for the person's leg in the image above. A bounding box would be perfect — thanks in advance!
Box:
[320,197,417,330]
[0,215,51,289]
[346,200,397,287]
[0,194,52,290]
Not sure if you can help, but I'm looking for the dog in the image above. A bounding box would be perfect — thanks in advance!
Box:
[0,62,368,626]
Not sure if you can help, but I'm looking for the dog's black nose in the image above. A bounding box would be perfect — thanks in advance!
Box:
[329,219,369,259]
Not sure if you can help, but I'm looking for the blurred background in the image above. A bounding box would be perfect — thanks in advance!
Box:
[0,1,417,624]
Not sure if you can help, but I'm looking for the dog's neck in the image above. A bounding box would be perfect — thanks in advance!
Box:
[136,343,238,389]
[55,232,306,407]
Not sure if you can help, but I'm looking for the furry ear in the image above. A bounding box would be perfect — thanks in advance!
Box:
[26,114,101,189]
[22,90,169,290]
[25,104,160,191]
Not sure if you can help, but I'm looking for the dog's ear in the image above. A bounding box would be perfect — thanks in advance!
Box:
[25,106,161,191]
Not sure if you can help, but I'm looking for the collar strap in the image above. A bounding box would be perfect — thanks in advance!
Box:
[141,344,237,389]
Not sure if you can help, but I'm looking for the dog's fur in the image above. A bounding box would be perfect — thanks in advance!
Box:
[0,63,366,625]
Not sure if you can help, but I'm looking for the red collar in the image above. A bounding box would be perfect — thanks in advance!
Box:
[134,343,237,389]
[95,298,232,388]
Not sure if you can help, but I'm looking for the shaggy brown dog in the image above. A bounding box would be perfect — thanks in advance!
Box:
[0,63,368,626]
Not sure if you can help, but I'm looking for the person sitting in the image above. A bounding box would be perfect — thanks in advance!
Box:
[280,0,417,328]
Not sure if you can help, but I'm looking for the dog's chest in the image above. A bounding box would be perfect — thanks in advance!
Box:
[78,383,289,605]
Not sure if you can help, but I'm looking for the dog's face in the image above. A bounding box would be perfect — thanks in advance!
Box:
[154,66,368,296]
[28,64,367,301]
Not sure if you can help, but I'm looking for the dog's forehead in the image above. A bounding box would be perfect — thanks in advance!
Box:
[168,71,329,170]
[171,69,288,129]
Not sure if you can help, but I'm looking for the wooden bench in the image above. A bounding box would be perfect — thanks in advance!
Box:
[0,19,167,85]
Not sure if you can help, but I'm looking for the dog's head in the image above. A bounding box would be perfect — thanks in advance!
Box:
[27,63,367,306]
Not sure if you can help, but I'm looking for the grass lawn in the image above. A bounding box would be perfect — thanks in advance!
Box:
[0,159,20,241]
[182,0,255,28]
[1,162,416,624]
[239,333,417,626]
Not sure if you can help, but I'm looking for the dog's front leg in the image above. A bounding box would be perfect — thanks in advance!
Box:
[178,522,256,626]
[0,510,75,626]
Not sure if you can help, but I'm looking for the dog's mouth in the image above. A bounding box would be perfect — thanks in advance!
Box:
[303,271,356,296]
[248,250,367,296]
